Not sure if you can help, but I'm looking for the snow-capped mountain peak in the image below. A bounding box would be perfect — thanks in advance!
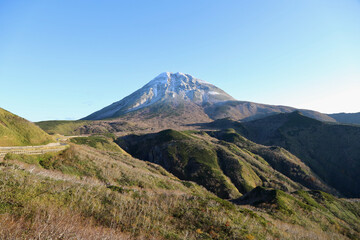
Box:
[143,72,230,101]
[147,72,209,87]
[83,72,235,120]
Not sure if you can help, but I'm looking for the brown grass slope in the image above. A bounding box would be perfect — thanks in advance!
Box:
[1,139,359,239]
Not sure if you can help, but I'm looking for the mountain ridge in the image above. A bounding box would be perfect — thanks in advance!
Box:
[199,111,360,197]
[329,112,360,125]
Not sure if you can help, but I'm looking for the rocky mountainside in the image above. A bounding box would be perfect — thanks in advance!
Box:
[0,108,53,146]
[83,72,335,124]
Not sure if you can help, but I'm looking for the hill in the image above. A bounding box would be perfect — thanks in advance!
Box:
[117,129,336,199]
[35,120,90,136]
[36,118,154,136]
[206,111,360,198]
[0,108,53,147]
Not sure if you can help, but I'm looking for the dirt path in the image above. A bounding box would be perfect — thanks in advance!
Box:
[0,142,68,159]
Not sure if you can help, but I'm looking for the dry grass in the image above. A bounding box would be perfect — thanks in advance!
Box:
[0,143,359,239]
[0,209,131,240]
[268,219,346,240]
[0,148,263,239]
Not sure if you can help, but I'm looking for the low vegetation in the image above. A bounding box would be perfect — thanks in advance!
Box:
[0,144,272,239]
[36,119,148,136]
[0,141,359,239]
[35,120,89,135]
[118,129,335,200]
[70,135,127,153]
[0,108,53,147]
[238,111,360,197]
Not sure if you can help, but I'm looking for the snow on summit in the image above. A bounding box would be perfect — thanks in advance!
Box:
[83,72,235,120]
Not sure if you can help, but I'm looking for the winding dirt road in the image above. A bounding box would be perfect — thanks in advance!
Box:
[0,142,68,159]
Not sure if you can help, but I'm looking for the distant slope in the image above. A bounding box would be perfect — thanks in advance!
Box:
[0,108,53,147]
[117,129,335,199]
[111,100,213,129]
[329,112,360,125]
[204,100,336,122]
[36,119,153,136]
[36,120,89,135]
[236,111,360,198]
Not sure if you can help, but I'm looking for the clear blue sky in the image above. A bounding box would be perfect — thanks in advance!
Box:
[1,0,359,121]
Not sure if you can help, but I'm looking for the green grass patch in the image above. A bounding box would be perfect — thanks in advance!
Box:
[0,108,53,147]
[36,120,89,135]
[70,136,125,152]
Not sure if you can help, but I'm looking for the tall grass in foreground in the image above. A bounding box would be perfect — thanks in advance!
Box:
[0,143,359,239]
[0,161,272,239]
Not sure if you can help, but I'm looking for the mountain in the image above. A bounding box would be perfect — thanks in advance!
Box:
[82,72,335,124]
[83,72,234,120]
[203,111,360,198]
[328,112,360,125]
[0,108,53,146]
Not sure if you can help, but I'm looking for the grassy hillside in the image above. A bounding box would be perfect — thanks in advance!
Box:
[118,130,242,199]
[70,135,128,153]
[1,142,359,239]
[0,108,53,147]
[36,120,90,135]
[117,129,335,199]
[208,129,338,196]
[36,119,148,136]
[235,186,360,240]
[239,111,360,198]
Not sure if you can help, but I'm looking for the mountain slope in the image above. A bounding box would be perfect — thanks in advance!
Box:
[82,72,335,124]
[2,140,360,239]
[228,111,360,198]
[0,108,53,146]
[204,100,336,122]
[117,129,336,199]
[329,112,360,125]
[207,128,338,196]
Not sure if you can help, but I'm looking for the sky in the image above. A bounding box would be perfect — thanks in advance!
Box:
[0,0,359,121]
